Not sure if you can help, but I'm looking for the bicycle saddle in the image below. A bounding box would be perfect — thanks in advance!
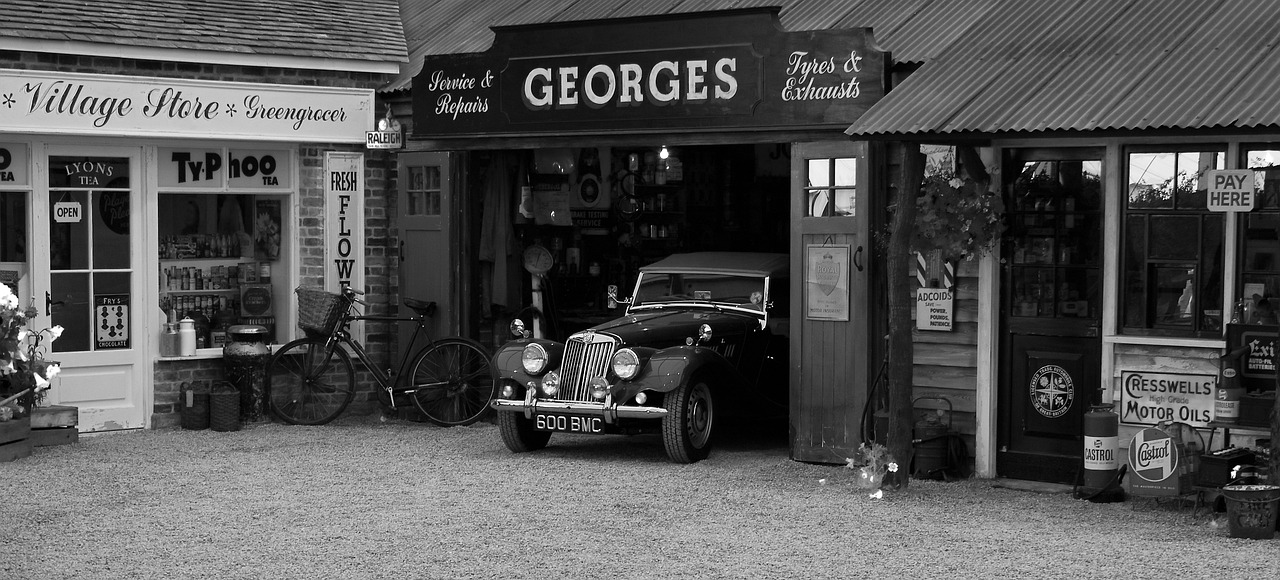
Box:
[403,297,437,317]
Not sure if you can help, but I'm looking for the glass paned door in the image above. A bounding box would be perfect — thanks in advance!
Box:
[35,150,146,431]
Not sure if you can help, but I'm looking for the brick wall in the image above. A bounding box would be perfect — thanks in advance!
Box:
[2,50,400,427]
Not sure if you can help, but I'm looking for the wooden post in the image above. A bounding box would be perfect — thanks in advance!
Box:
[886,142,924,488]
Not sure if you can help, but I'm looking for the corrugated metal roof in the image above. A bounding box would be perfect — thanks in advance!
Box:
[848,0,1280,138]
[0,0,407,64]
[387,0,990,92]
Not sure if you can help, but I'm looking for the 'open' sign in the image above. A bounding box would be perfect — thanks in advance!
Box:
[53,201,82,223]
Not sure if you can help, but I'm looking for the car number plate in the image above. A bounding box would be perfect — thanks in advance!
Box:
[534,414,603,434]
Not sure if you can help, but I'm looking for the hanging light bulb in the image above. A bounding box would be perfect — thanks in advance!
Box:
[659,145,669,160]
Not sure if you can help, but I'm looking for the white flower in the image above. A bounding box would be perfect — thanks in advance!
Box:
[887,462,899,473]
[45,364,60,380]
[869,490,883,499]
[34,371,49,389]
[47,325,64,341]
[948,178,964,189]
[0,359,13,375]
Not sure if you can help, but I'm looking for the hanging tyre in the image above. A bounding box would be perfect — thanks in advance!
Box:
[662,379,715,463]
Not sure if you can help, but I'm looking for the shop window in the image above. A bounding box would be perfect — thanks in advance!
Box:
[1237,147,1280,324]
[1121,148,1225,337]
[0,192,26,296]
[804,157,855,217]
[156,148,294,351]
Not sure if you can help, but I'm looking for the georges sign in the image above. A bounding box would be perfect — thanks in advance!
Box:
[0,69,374,143]
[413,9,885,139]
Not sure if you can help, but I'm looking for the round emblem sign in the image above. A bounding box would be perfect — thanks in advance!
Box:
[1029,364,1074,419]
[1128,427,1180,483]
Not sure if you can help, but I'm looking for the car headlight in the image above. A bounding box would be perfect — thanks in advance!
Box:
[522,343,548,375]
[541,371,560,397]
[611,348,641,380]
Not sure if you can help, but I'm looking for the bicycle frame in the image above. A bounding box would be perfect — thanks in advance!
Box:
[321,306,435,410]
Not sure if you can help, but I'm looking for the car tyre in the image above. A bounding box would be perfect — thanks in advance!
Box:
[498,411,551,453]
[662,379,715,463]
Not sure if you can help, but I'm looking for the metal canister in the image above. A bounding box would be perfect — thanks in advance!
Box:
[223,325,271,423]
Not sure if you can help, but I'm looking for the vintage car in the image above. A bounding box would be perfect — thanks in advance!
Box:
[490,251,789,463]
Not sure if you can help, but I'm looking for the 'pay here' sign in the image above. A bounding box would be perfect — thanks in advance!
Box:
[1206,169,1256,212]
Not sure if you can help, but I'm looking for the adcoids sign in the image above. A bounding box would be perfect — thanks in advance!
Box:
[412,9,885,140]
[0,69,374,143]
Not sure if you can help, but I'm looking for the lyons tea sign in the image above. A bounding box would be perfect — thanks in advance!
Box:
[411,8,886,142]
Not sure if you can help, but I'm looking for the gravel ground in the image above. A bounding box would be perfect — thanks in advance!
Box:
[4,415,1280,580]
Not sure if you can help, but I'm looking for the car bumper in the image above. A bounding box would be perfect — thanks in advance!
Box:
[490,391,668,423]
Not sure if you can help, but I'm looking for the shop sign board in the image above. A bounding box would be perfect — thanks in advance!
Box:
[915,287,953,331]
[1127,427,1183,496]
[1226,323,1276,389]
[157,148,293,190]
[804,245,850,321]
[0,69,374,143]
[412,9,885,140]
[365,130,402,149]
[1118,370,1215,427]
[0,143,28,185]
[324,152,365,297]
[1205,169,1255,212]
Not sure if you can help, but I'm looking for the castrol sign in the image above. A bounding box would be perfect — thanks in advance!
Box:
[1127,427,1181,496]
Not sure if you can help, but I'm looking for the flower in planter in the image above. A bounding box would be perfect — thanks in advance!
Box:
[846,442,899,498]
[0,283,63,417]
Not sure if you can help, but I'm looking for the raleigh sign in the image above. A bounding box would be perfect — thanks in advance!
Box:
[412,9,885,140]
[0,69,374,143]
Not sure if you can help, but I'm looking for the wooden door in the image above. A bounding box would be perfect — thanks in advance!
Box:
[35,146,148,431]
[998,148,1105,483]
[397,152,457,360]
[789,141,873,463]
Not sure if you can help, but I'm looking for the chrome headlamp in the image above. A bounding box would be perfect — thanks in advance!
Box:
[611,348,641,380]
[521,342,549,375]
[509,318,527,338]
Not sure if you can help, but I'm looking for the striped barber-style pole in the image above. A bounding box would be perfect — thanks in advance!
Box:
[915,251,956,289]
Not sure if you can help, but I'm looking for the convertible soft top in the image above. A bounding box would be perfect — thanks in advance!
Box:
[640,252,788,278]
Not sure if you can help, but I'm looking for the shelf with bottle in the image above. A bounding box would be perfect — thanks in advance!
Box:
[159,233,255,261]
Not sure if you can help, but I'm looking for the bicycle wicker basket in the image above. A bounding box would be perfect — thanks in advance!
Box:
[295,286,347,336]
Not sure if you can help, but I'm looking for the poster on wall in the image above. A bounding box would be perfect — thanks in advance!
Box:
[1118,370,1215,427]
[94,294,130,349]
[805,245,849,321]
[255,199,281,260]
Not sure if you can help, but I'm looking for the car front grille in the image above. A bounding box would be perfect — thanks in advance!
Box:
[556,332,617,402]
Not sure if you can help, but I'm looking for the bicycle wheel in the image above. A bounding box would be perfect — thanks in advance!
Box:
[408,337,495,426]
[266,337,355,425]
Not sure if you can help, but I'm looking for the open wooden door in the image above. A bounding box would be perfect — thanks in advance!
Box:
[397,152,458,360]
[789,141,874,463]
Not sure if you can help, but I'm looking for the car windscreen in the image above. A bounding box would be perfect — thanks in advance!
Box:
[632,271,768,310]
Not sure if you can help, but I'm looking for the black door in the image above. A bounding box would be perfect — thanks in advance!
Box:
[998,148,1104,484]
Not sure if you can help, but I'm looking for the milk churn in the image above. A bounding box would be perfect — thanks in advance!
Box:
[223,325,270,423]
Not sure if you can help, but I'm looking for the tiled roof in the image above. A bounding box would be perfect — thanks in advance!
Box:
[847,0,1280,137]
[387,0,997,91]
[0,0,407,64]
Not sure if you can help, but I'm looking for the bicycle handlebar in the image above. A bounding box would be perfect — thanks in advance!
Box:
[341,286,367,306]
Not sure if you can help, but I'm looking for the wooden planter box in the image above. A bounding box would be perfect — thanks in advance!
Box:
[0,416,32,462]
[30,405,78,447]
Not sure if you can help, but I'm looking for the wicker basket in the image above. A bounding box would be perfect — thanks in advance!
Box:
[209,381,241,432]
[295,286,347,337]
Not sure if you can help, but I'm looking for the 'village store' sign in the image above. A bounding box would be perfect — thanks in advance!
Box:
[412,9,885,140]
[0,69,374,143]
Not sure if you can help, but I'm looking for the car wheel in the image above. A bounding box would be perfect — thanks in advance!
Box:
[662,379,714,463]
[498,411,551,453]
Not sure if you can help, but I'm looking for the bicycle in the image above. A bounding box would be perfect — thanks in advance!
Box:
[265,285,495,426]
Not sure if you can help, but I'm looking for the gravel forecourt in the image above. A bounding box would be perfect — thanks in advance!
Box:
[4,415,1279,579]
